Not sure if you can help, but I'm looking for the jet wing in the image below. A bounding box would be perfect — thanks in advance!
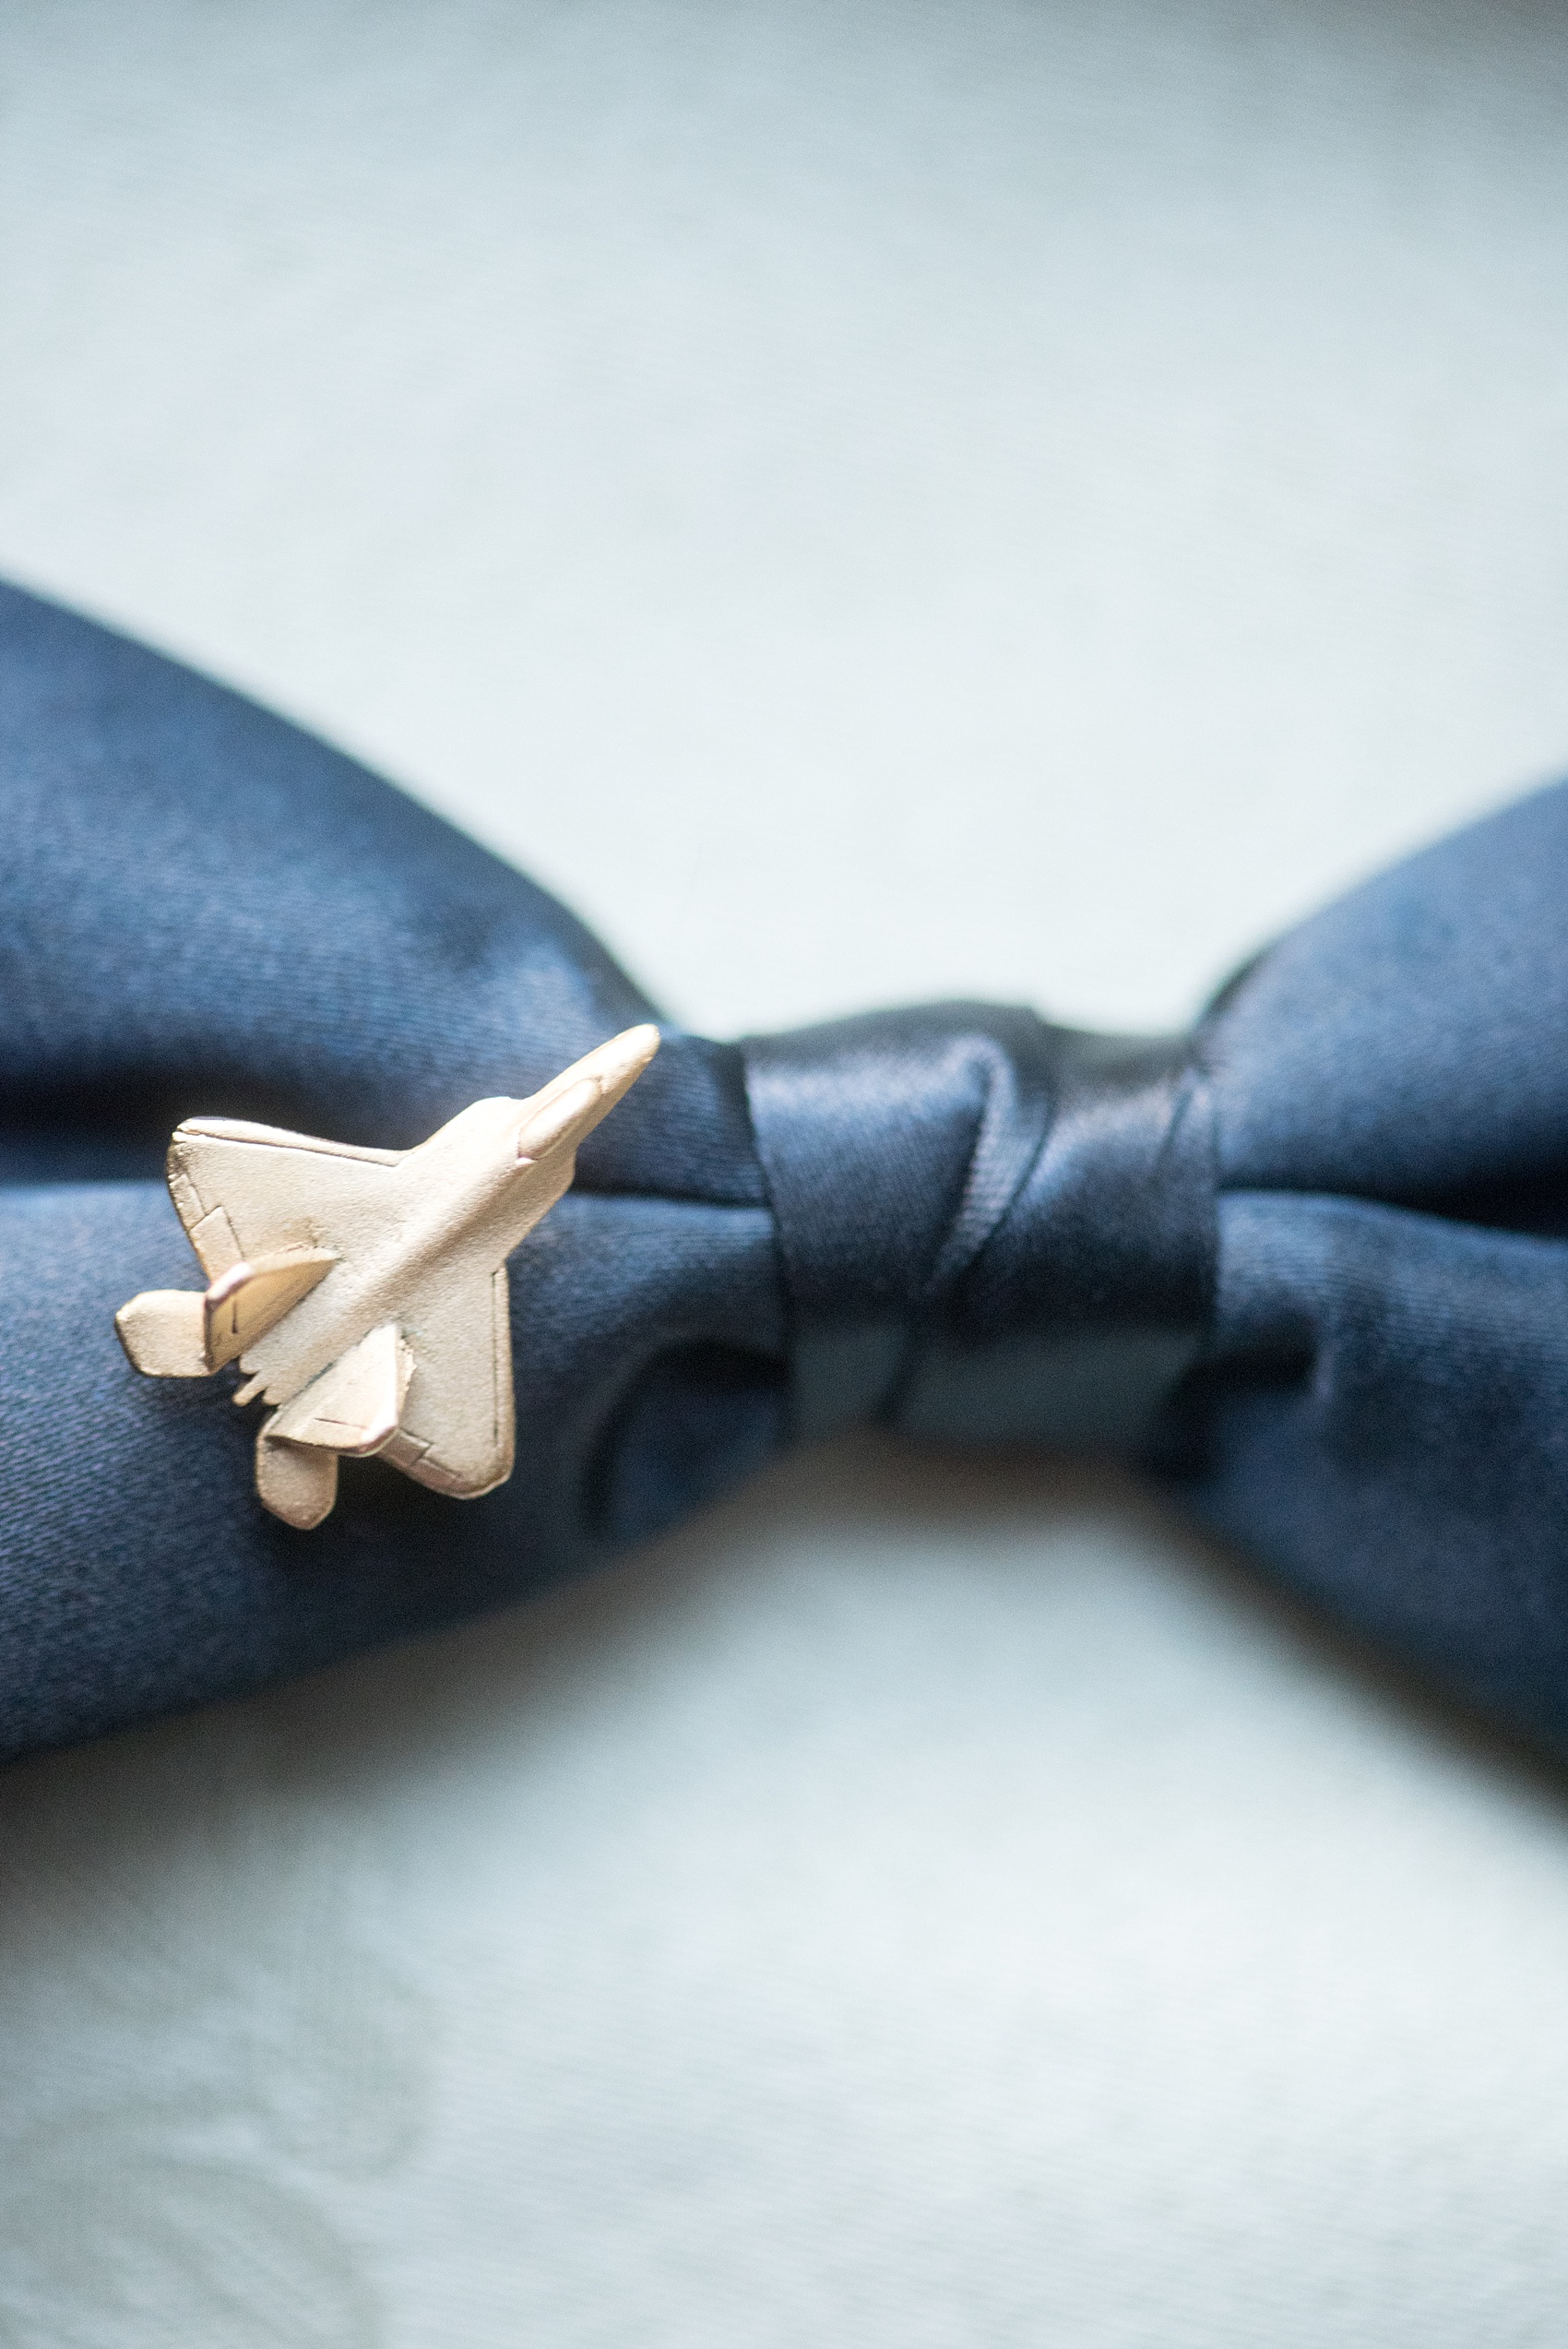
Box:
[167,1118,401,1276]
[377,1256,517,1501]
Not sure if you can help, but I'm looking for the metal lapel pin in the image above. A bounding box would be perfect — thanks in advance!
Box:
[115,1024,660,1529]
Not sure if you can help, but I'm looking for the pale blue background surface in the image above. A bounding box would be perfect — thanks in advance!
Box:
[4,3,1568,2341]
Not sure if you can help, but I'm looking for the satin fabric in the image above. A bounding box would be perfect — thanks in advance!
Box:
[2,579,1566,1758]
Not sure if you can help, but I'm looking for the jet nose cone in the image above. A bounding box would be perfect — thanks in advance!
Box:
[516,1024,661,1161]
[590,1022,661,1094]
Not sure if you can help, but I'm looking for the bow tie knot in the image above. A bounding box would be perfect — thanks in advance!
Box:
[742,1006,1216,1449]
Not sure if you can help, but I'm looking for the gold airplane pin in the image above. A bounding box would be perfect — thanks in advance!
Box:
[115,1025,660,1530]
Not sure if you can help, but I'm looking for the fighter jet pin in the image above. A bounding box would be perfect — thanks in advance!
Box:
[115,1024,660,1529]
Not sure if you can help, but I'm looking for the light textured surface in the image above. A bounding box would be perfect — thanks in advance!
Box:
[5,1,1568,2341]
[119,1027,659,1521]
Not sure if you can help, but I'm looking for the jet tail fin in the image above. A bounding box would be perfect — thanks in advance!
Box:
[115,1247,337,1378]
[265,1321,413,1458]
[204,1249,337,1369]
[255,1322,414,1531]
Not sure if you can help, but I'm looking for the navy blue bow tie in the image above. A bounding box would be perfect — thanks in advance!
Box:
[5,578,1567,1760]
